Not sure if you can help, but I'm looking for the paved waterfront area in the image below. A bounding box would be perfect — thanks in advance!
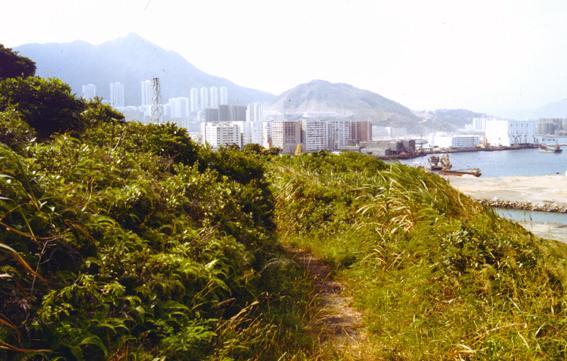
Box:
[449,175,567,209]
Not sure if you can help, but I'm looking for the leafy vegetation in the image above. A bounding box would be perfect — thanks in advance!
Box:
[270,152,567,359]
[3,43,567,360]
[0,121,315,360]
[0,45,36,80]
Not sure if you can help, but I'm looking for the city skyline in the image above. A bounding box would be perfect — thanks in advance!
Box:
[3,0,567,116]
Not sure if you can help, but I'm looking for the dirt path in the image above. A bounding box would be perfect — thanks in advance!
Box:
[288,248,367,357]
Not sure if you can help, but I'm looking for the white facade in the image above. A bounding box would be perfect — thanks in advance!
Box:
[262,121,272,148]
[245,103,264,145]
[434,135,480,148]
[109,82,125,107]
[168,97,189,119]
[81,84,96,100]
[141,80,154,106]
[302,119,328,152]
[199,87,209,109]
[190,88,200,112]
[327,120,351,150]
[209,86,219,109]
[219,86,228,105]
[485,119,536,146]
[201,122,242,148]
[471,117,487,131]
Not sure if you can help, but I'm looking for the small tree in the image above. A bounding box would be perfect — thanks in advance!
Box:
[0,77,85,138]
[82,97,125,126]
[0,44,36,80]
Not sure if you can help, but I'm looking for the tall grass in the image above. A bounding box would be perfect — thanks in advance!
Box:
[270,152,567,359]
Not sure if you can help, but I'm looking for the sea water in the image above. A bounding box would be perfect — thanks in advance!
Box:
[400,148,567,177]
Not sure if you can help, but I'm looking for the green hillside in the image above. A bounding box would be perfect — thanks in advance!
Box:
[2,45,567,360]
[270,153,567,359]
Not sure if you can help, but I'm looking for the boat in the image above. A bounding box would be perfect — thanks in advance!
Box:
[539,143,563,153]
[430,154,481,177]
[427,155,443,171]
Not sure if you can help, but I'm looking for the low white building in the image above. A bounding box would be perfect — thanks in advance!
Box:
[201,122,241,148]
[485,119,536,146]
[434,135,481,148]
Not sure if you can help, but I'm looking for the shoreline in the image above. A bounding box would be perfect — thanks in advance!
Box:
[378,144,537,161]
[448,175,567,214]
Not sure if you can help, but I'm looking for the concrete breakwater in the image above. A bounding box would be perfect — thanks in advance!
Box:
[478,199,567,214]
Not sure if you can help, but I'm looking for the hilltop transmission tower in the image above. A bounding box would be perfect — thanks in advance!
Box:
[150,77,162,123]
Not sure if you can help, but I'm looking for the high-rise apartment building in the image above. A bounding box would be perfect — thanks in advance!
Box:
[199,87,209,109]
[349,120,372,144]
[141,80,154,106]
[219,86,228,105]
[262,121,272,148]
[109,82,125,107]
[245,103,264,145]
[201,122,242,148]
[302,119,328,152]
[219,105,246,122]
[168,97,190,119]
[209,86,219,109]
[271,120,302,154]
[204,108,219,122]
[81,84,96,100]
[190,88,200,112]
[327,120,350,150]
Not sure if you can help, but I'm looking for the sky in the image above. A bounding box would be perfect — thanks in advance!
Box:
[2,0,567,115]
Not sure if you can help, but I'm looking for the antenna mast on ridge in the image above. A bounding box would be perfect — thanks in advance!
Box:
[151,77,162,123]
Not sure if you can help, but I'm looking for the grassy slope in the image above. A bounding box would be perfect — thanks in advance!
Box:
[3,117,567,360]
[270,152,567,359]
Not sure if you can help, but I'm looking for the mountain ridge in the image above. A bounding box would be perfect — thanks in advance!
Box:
[269,79,420,127]
[15,33,274,106]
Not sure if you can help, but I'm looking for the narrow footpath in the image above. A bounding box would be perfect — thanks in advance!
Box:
[288,248,369,359]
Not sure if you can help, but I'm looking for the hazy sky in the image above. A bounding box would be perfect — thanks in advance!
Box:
[2,0,567,114]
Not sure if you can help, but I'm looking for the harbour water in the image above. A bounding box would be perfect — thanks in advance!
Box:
[400,148,567,177]
[494,208,567,226]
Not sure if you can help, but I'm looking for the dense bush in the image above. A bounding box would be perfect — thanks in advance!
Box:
[0,45,36,80]
[0,122,312,360]
[0,108,36,152]
[0,77,85,138]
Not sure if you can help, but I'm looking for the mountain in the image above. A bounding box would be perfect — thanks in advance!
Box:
[15,33,274,106]
[531,99,567,119]
[415,109,486,131]
[269,80,420,128]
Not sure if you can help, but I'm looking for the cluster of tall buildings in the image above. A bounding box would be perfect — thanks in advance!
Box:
[80,81,372,153]
[536,118,567,136]
[201,103,264,148]
[190,86,228,111]
[267,119,372,153]
[201,115,372,153]
[81,82,125,108]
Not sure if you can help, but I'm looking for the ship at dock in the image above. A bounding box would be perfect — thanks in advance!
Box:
[428,154,482,177]
[538,143,563,154]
